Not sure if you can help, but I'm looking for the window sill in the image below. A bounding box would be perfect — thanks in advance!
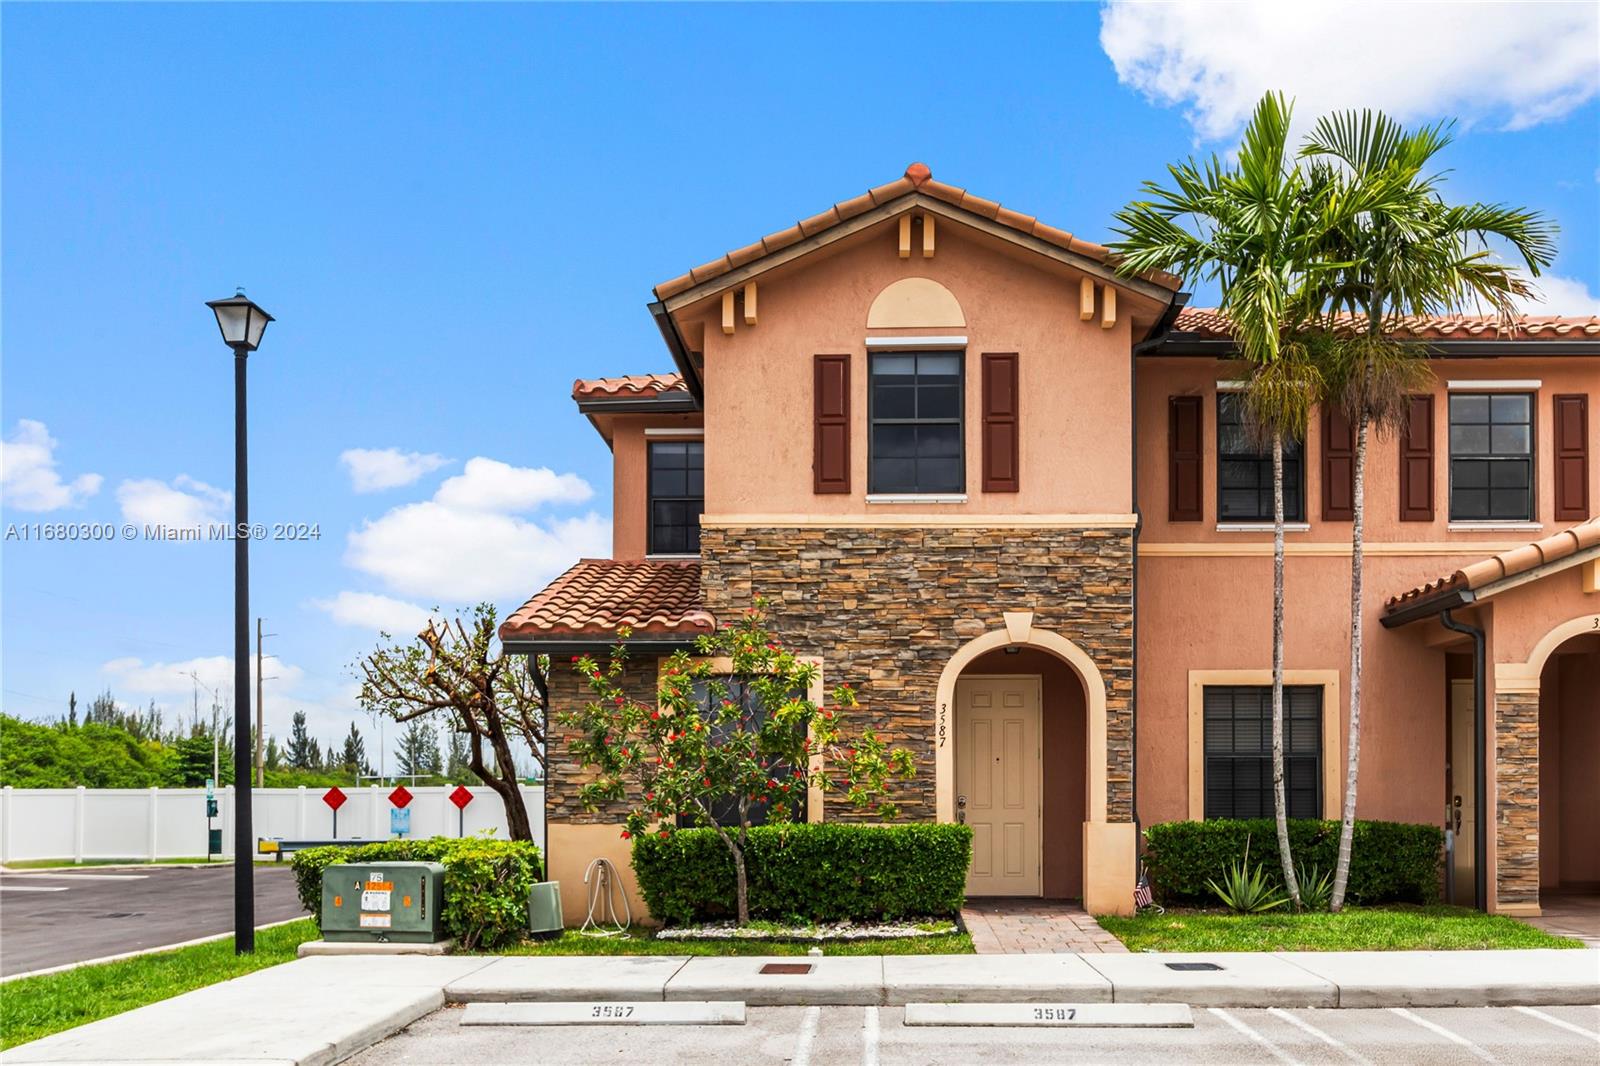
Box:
[866,494,968,505]
[645,553,700,560]
[1216,522,1312,533]
[1446,521,1543,532]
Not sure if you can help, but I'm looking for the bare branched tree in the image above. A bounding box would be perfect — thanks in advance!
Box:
[357,602,547,841]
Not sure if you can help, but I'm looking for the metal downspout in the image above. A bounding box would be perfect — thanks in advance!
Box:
[1440,608,1488,912]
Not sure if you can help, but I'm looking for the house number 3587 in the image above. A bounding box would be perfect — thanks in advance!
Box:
[938,703,948,747]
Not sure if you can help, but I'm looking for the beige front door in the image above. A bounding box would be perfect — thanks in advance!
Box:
[956,676,1042,896]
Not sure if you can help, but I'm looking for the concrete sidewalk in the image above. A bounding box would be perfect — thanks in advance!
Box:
[3,950,1595,1063]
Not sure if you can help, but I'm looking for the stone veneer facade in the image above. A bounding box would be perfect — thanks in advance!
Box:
[1493,689,1540,909]
[545,655,662,826]
[698,524,1135,822]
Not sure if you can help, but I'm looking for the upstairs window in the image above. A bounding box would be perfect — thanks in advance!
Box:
[648,440,703,555]
[1217,392,1304,522]
[869,351,964,495]
[1204,685,1322,820]
[1449,393,1533,521]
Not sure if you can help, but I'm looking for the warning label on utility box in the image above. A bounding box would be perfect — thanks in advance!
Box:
[359,913,392,928]
[361,890,392,911]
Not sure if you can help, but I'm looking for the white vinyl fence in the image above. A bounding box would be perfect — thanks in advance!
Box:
[0,785,545,863]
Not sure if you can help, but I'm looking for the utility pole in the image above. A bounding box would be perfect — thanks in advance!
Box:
[255,619,278,788]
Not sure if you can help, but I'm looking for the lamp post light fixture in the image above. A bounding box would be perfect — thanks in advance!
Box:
[206,289,273,955]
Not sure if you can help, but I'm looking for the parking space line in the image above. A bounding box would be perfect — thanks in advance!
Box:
[0,885,68,892]
[1389,1008,1497,1063]
[1209,1008,1303,1065]
[1513,1005,1600,1042]
[1267,1008,1374,1065]
[861,1005,880,1066]
[792,1006,821,1066]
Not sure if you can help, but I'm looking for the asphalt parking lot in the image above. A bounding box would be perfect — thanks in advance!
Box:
[0,864,305,976]
[350,1002,1600,1065]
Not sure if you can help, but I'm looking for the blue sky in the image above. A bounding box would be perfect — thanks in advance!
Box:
[3,2,1597,764]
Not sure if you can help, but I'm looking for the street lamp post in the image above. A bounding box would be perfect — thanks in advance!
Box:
[206,290,273,955]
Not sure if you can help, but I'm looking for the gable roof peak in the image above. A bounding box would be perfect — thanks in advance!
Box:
[905,161,932,187]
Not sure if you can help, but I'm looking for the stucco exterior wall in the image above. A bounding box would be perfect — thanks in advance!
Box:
[688,223,1148,518]
[1136,356,1598,546]
[1135,553,1462,828]
[604,412,703,561]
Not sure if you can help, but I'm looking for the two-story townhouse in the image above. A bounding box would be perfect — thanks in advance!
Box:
[501,164,1599,922]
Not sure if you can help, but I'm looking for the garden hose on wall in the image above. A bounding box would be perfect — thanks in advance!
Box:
[578,856,632,937]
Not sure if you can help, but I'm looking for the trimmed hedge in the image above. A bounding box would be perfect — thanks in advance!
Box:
[291,837,542,950]
[1144,819,1442,905]
[631,823,972,925]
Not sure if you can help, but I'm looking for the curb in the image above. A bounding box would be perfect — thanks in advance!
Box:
[0,916,310,984]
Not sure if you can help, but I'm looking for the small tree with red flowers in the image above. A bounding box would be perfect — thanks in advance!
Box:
[561,598,915,925]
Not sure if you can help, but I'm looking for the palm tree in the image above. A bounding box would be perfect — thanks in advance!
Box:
[1301,111,1556,912]
[1110,93,1351,905]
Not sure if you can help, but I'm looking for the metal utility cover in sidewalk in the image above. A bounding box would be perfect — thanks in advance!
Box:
[460,1001,746,1026]
[904,1003,1194,1027]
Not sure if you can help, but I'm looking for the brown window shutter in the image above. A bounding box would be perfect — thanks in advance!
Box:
[981,353,1020,492]
[1168,395,1203,521]
[813,354,851,494]
[1399,394,1434,522]
[1321,404,1355,521]
[1553,394,1590,521]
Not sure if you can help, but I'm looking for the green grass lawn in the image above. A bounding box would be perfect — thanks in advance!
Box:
[486,929,974,956]
[0,919,319,1051]
[1097,904,1583,952]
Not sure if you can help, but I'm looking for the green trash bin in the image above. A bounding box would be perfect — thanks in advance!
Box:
[528,881,563,939]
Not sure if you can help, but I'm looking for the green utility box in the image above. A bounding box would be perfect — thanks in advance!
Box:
[528,881,563,938]
[320,862,445,943]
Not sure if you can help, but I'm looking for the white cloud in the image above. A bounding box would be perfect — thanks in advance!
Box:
[103,654,306,699]
[1100,1,1600,143]
[311,591,435,636]
[341,456,605,603]
[0,420,102,511]
[434,458,592,511]
[116,475,231,528]
[1521,274,1600,315]
[339,448,451,493]
[347,502,609,601]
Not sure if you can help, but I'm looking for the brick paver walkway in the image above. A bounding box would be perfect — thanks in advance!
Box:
[961,898,1129,954]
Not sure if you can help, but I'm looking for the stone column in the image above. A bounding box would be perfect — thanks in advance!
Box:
[1493,688,1540,914]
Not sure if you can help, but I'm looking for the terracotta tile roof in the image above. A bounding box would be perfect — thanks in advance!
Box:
[1384,516,1600,613]
[499,558,713,641]
[572,373,688,401]
[1174,308,1600,341]
[654,162,1182,300]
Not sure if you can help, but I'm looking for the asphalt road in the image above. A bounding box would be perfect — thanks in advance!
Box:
[349,1002,1600,1065]
[0,864,306,976]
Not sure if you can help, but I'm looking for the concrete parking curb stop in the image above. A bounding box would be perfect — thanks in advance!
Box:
[1,950,1595,1064]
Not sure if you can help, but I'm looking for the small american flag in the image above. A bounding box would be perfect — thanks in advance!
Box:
[1134,868,1154,909]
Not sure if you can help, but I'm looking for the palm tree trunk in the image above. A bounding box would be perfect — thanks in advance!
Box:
[1331,409,1369,912]
[1271,431,1302,906]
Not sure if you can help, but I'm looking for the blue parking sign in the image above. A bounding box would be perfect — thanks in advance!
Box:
[390,807,411,836]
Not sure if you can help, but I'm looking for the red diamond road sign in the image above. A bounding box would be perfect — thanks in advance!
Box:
[322,787,347,811]
[389,785,414,809]
[449,785,474,810]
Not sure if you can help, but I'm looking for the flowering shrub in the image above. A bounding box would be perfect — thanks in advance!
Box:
[561,597,916,924]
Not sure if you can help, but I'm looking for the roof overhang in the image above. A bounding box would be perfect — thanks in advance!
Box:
[502,632,705,656]
[1145,335,1600,359]
[1382,541,1600,628]
[654,192,1180,317]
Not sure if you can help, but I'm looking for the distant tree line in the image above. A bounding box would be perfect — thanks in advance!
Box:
[0,688,490,789]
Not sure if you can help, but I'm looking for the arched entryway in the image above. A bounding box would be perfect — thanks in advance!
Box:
[1537,628,1600,932]
[955,648,1087,898]
[933,614,1136,914]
